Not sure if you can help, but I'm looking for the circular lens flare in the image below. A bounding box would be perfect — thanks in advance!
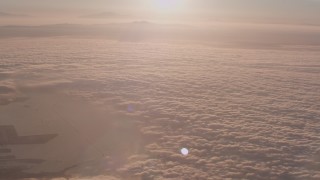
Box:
[181,148,189,156]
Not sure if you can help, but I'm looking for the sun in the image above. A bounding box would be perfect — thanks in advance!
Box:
[151,0,183,12]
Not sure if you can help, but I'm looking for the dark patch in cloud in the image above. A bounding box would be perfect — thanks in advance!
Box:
[0,72,13,80]
[0,84,27,106]
[0,85,15,94]
[0,96,28,106]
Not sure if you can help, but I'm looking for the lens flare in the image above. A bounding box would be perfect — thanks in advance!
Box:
[180,148,189,156]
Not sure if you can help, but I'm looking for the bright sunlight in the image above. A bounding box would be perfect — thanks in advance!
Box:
[150,0,185,13]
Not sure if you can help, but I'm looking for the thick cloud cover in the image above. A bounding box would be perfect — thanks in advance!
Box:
[0,38,319,179]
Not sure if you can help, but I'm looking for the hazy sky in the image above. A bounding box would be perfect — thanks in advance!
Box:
[1,0,320,25]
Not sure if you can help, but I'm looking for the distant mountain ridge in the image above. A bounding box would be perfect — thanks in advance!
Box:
[0,22,320,51]
[0,11,27,17]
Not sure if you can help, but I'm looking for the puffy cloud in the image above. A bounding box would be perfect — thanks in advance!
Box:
[0,38,319,179]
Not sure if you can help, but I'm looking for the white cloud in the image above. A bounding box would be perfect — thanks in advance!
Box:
[0,38,319,179]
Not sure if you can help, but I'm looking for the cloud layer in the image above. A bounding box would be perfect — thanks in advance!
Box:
[0,38,319,179]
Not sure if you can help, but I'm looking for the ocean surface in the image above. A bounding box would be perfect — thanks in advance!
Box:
[0,38,320,179]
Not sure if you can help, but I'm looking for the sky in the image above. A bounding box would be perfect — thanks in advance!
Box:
[1,0,320,49]
[1,0,320,25]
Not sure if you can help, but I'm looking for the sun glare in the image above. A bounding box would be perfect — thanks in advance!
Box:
[151,0,184,12]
